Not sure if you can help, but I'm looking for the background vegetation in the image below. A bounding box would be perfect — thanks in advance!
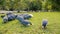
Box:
[0,0,60,11]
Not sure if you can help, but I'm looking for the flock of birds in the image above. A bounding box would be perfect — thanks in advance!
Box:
[1,12,48,29]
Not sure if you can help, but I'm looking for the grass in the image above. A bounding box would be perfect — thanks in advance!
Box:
[0,12,60,34]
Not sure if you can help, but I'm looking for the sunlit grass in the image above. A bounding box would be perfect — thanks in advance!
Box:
[0,12,60,34]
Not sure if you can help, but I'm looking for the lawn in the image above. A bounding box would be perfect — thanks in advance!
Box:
[0,12,60,34]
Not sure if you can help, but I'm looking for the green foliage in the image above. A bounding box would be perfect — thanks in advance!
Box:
[52,0,60,11]
[29,0,42,11]
[0,0,60,11]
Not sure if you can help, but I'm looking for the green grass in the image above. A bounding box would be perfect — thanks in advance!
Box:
[0,12,60,34]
